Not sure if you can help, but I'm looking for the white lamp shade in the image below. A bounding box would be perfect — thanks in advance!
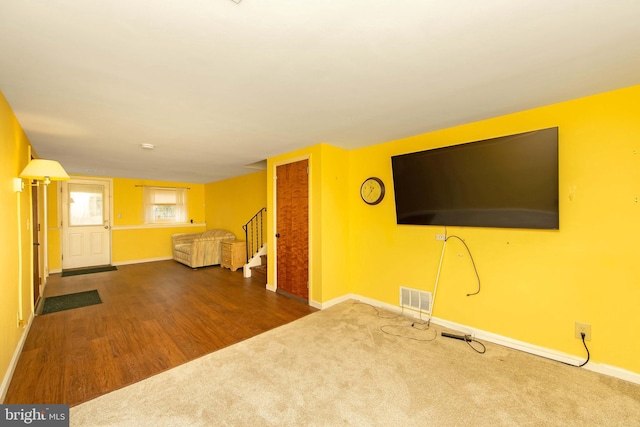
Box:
[20,159,70,183]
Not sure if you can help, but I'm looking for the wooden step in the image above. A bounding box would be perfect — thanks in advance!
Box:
[251,264,267,284]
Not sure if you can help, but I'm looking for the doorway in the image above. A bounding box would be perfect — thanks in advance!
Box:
[31,184,40,304]
[275,159,309,302]
[61,178,112,269]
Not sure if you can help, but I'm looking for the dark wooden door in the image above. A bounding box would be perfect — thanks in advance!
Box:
[276,159,309,302]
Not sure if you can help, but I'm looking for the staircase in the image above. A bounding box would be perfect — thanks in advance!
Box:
[251,255,267,284]
[242,208,267,280]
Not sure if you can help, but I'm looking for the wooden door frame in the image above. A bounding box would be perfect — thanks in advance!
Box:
[31,184,40,305]
[272,156,312,304]
[28,158,47,307]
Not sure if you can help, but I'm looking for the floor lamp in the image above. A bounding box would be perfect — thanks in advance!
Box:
[16,159,69,320]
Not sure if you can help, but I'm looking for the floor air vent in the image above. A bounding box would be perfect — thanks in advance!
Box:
[400,287,432,313]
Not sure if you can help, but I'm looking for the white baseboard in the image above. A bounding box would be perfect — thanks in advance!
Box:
[430,316,582,365]
[112,256,172,266]
[309,299,322,310]
[1,312,34,402]
[319,293,640,386]
[50,256,174,275]
[316,294,354,310]
[264,283,322,310]
[430,316,640,385]
[585,362,640,385]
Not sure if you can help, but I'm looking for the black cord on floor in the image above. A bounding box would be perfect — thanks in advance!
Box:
[380,323,438,342]
[352,300,402,320]
[466,337,486,354]
[563,332,590,367]
[352,301,437,342]
[441,332,486,354]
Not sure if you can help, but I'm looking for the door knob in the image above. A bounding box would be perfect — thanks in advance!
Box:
[275,233,281,238]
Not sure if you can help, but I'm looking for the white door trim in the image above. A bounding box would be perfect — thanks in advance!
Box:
[61,177,113,269]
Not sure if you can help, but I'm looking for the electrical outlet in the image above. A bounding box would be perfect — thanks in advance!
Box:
[575,322,591,341]
[435,234,446,241]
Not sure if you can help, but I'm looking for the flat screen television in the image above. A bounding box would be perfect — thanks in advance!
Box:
[391,127,559,230]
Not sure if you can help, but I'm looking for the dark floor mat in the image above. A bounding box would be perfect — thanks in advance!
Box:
[61,265,117,277]
[41,290,102,314]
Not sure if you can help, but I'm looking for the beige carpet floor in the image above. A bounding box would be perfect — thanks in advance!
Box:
[70,300,640,426]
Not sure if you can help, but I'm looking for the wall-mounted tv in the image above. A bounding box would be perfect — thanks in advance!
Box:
[391,127,559,230]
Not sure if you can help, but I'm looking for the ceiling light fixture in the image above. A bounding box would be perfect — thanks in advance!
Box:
[140,143,155,150]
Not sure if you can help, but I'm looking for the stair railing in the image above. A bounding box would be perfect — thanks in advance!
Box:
[242,207,266,263]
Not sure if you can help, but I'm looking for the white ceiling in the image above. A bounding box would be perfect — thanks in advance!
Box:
[2,0,640,183]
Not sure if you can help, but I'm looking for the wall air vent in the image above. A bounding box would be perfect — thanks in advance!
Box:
[400,286,432,313]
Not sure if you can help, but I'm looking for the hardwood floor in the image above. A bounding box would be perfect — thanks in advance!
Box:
[4,260,317,406]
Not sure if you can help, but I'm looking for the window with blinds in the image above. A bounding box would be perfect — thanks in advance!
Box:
[142,187,188,223]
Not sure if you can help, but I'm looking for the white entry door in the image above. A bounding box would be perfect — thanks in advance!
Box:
[61,178,111,269]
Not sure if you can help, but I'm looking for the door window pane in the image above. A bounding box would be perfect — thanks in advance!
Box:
[69,183,104,226]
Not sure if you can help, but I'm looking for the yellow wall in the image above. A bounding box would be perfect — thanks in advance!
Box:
[44,169,267,272]
[348,84,640,374]
[111,178,206,264]
[112,178,206,227]
[204,170,267,240]
[46,183,61,271]
[4,83,639,390]
[317,144,351,302]
[267,144,351,304]
[47,177,207,268]
[0,91,34,395]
